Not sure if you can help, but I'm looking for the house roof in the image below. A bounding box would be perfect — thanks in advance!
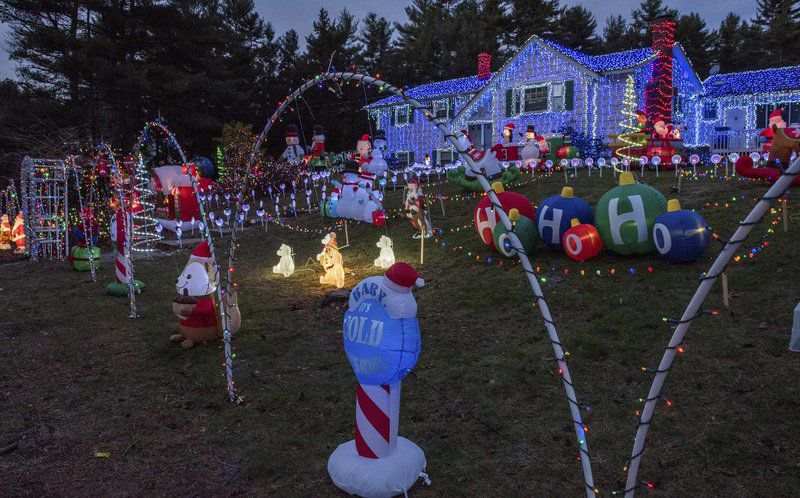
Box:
[538,39,656,73]
[367,39,658,108]
[702,65,800,98]
[367,74,493,107]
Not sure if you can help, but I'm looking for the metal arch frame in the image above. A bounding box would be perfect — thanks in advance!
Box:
[223,72,596,495]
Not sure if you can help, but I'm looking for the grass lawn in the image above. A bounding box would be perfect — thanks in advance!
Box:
[2,167,799,496]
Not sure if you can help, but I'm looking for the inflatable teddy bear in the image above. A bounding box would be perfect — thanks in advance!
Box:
[317,232,345,288]
[272,243,295,277]
[0,214,11,250]
[171,241,241,349]
[374,235,395,269]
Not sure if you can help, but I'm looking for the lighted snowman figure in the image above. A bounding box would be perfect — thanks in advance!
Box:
[328,262,427,497]
[272,243,295,277]
[279,124,305,164]
[373,129,388,154]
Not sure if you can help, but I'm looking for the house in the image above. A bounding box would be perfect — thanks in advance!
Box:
[365,18,799,164]
[685,65,800,153]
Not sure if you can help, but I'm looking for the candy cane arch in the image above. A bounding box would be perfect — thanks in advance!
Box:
[227,72,596,495]
[134,122,240,403]
[101,143,140,318]
[622,155,800,497]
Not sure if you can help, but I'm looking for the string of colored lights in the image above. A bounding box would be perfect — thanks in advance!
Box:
[232,71,597,495]
[618,75,643,161]
[131,125,165,254]
[620,156,800,497]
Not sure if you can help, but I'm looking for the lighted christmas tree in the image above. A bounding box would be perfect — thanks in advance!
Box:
[617,74,642,161]
[215,145,225,182]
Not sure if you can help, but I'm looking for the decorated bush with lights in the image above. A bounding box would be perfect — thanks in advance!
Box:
[474,182,535,251]
[652,199,711,263]
[595,172,667,255]
[536,187,594,251]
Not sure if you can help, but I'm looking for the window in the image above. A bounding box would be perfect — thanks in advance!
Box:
[522,85,548,113]
[435,149,455,165]
[432,99,450,119]
[394,105,411,126]
[551,82,565,111]
[467,123,493,150]
[756,102,800,129]
[395,150,414,166]
[702,102,717,120]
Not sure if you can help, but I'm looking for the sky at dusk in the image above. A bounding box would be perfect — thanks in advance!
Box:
[0,0,758,80]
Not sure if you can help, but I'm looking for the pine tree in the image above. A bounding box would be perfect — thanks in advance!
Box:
[552,6,599,54]
[630,0,678,47]
[676,13,712,76]
[617,75,643,161]
[751,0,800,68]
[358,13,395,72]
[503,0,562,50]
[603,15,637,52]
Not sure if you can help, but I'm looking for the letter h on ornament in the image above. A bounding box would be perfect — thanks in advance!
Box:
[538,205,564,245]
[609,196,647,245]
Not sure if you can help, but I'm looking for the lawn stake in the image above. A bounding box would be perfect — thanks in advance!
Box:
[623,155,800,497]
[344,219,349,246]
[722,272,729,308]
[420,230,424,265]
[439,194,446,217]
[782,197,789,233]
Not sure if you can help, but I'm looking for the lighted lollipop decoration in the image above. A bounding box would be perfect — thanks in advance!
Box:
[594,172,667,255]
[474,182,535,251]
[493,208,538,257]
[536,187,594,251]
[689,153,700,175]
[328,263,426,497]
[652,199,711,263]
[562,219,603,262]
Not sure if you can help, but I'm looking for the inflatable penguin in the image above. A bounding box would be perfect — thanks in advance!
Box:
[280,124,305,164]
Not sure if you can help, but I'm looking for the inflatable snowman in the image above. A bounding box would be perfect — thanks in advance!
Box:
[323,162,386,226]
[171,242,241,348]
[520,125,541,170]
[279,124,305,164]
[328,262,427,497]
[373,129,388,154]
[362,147,388,177]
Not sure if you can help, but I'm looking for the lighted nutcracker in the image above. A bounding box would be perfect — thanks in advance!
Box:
[404,180,433,239]
[328,262,427,497]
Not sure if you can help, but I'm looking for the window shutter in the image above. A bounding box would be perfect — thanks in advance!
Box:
[408,105,415,124]
[505,88,513,117]
[390,108,395,126]
[410,151,415,164]
[565,80,575,111]
[448,98,455,118]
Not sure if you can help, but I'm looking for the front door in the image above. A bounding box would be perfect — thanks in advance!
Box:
[724,107,746,132]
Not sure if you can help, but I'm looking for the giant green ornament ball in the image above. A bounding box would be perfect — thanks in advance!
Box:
[594,172,667,255]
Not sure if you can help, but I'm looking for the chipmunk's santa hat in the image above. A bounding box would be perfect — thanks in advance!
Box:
[383,262,424,293]
[190,241,211,262]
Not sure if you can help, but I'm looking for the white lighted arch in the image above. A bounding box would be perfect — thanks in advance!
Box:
[226,72,597,496]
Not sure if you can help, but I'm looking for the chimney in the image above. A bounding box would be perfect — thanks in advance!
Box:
[477,53,491,80]
[645,15,676,125]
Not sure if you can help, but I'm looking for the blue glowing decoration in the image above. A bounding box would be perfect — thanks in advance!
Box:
[702,66,800,98]
[652,200,711,263]
[343,299,421,386]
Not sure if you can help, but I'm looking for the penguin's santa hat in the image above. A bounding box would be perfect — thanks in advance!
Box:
[383,262,424,293]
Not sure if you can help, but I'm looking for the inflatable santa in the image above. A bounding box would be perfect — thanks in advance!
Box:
[11,214,25,254]
[0,214,11,250]
[356,134,372,168]
[759,108,787,153]
[455,129,503,179]
[280,124,305,164]
[328,262,427,497]
[171,241,241,348]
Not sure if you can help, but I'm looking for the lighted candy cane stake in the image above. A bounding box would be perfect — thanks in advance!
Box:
[623,155,800,497]
[227,72,595,494]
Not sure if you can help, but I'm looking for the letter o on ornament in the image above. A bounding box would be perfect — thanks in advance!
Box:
[564,233,583,256]
[653,222,671,254]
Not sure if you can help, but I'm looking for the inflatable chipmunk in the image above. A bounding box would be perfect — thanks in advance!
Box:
[171,242,241,349]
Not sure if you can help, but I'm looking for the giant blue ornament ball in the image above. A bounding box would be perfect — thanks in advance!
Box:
[536,186,594,251]
[343,299,421,385]
[652,199,711,263]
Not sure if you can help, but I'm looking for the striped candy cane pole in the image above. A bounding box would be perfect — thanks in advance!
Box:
[113,208,130,284]
[355,382,401,458]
